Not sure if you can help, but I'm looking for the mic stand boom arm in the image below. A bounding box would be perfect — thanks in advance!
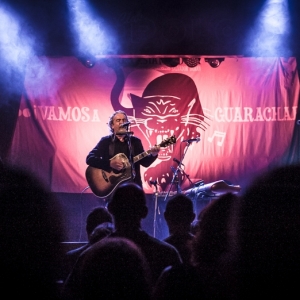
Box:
[180,167,193,187]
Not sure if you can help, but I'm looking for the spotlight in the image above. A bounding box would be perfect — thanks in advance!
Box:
[78,56,96,68]
[183,57,200,68]
[161,58,180,67]
[204,58,224,68]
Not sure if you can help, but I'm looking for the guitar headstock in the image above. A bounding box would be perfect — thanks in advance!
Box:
[159,135,177,148]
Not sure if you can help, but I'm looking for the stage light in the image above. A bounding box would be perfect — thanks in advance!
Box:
[0,6,34,73]
[204,58,224,68]
[243,0,291,56]
[78,56,96,68]
[161,58,180,67]
[68,0,116,57]
[183,57,200,68]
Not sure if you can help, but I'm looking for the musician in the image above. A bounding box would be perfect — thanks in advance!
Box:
[86,110,160,197]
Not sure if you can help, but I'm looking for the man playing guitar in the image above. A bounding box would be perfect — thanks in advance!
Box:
[85,110,160,200]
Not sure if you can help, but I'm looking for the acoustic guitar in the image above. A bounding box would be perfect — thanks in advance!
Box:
[85,135,176,198]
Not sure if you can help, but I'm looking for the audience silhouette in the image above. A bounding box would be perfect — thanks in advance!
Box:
[190,192,238,299]
[64,206,113,280]
[0,163,66,299]
[5,159,299,300]
[88,221,114,244]
[79,237,152,300]
[153,192,238,300]
[62,182,182,299]
[163,193,196,263]
[233,164,300,299]
[106,182,182,285]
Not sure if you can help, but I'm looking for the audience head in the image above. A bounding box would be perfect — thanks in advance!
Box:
[234,164,300,298]
[191,192,238,266]
[164,193,195,232]
[85,206,113,239]
[89,222,114,244]
[107,182,148,224]
[0,163,65,299]
[80,237,152,300]
[186,192,238,299]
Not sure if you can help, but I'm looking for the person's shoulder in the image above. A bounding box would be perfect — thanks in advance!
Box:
[154,263,202,297]
[144,232,181,252]
[164,232,194,243]
[130,136,142,142]
[100,135,112,141]
[66,243,89,256]
[158,238,181,251]
[95,135,113,145]
[163,235,173,244]
[162,263,198,277]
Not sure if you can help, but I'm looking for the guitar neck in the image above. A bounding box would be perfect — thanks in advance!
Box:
[133,150,151,163]
[131,136,175,164]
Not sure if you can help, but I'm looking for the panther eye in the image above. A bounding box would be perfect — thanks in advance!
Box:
[169,108,178,113]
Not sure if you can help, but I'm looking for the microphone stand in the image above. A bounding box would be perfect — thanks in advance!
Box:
[163,140,193,201]
[126,127,135,181]
[179,140,199,213]
[116,129,135,181]
[150,180,159,238]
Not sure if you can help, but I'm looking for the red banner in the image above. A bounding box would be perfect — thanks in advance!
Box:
[8,56,299,194]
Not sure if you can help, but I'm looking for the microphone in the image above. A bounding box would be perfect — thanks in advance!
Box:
[182,137,201,143]
[120,122,131,128]
[173,158,184,166]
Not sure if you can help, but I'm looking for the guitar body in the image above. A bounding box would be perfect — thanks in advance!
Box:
[85,135,176,198]
[86,164,132,199]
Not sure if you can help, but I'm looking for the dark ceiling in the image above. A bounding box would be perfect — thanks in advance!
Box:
[4,0,300,57]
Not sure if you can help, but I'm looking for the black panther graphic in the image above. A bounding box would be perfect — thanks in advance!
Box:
[110,68,210,191]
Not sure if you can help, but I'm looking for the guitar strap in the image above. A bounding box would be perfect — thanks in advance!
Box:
[109,135,115,157]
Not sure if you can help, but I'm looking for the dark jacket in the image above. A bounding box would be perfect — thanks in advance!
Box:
[86,135,157,188]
